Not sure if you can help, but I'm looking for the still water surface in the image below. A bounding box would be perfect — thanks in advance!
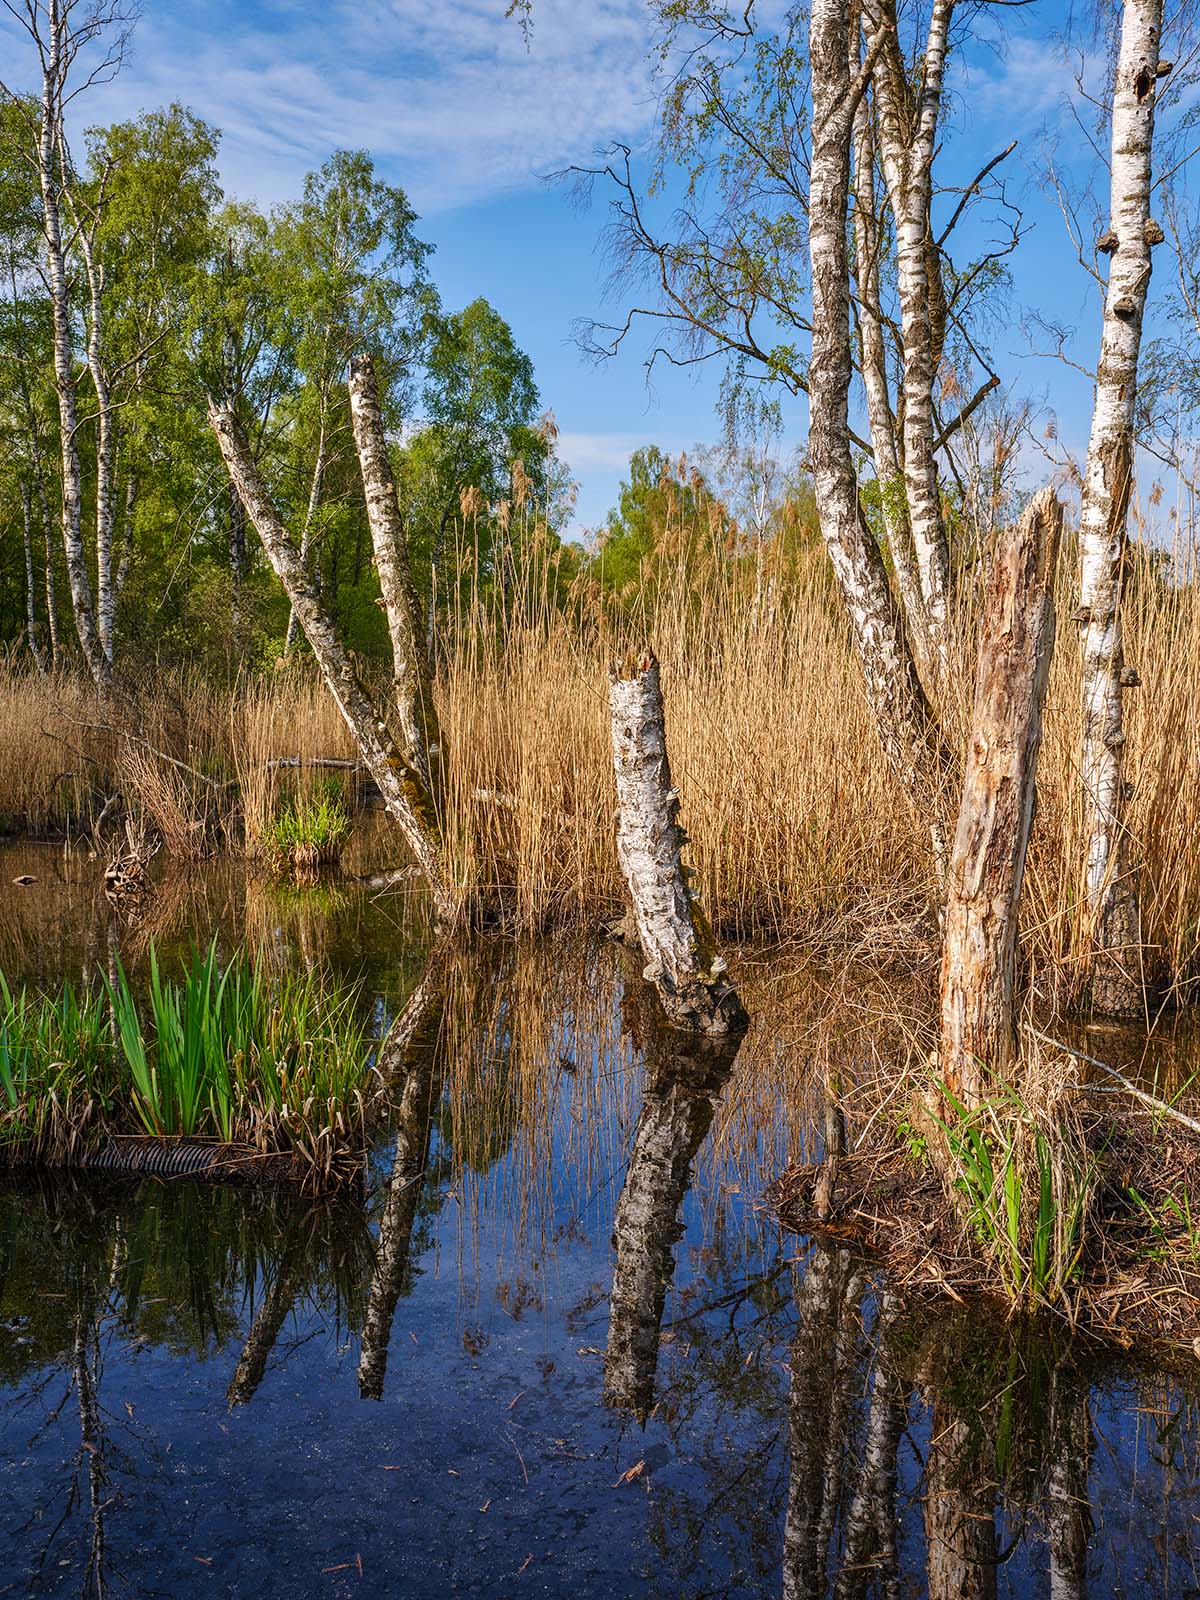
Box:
[0,842,1198,1598]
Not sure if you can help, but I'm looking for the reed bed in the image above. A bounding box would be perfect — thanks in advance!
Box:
[0,941,374,1189]
[4,516,1200,998]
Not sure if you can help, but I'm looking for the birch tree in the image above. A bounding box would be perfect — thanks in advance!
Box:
[863,0,955,665]
[0,0,135,690]
[209,395,456,920]
[571,2,1020,863]
[808,0,953,855]
[1077,0,1168,1014]
[348,350,443,800]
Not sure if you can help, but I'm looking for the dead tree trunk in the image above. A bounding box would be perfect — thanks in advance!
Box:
[923,1399,998,1600]
[940,487,1062,1107]
[808,0,953,870]
[608,651,747,1034]
[348,353,443,801]
[209,398,456,922]
[604,972,740,1417]
[1078,0,1167,1016]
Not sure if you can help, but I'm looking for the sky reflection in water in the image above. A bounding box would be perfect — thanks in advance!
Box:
[1,844,1199,1598]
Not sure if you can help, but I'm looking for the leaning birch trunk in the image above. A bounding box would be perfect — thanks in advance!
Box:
[1078,0,1167,1016]
[358,968,445,1401]
[939,487,1062,1107]
[226,1225,307,1408]
[608,652,746,1034]
[208,398,456,922]
[348,353,444,800]
[808,0,953,871]
[868,0,955,668]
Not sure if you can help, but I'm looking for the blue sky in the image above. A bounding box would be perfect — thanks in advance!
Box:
[3,0,1182,536]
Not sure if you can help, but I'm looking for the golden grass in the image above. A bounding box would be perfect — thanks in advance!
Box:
[3,518,1200,997]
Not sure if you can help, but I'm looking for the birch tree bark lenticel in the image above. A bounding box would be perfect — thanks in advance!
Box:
[1078,0,1167,1015]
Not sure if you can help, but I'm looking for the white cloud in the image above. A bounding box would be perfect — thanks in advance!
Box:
[0,0,662,212]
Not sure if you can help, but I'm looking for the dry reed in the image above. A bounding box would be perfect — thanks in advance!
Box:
[3,508,1200,998]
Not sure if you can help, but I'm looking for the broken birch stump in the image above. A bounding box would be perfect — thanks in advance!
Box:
[608,650,747,1035]
[939,486,1063,1107]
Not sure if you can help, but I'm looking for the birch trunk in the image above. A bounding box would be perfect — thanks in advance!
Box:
[852,84,932,682]
[284,415,327,656]
[36,456,59,666]
[781,1246,868,1600]
[604,979,740,1417]
[358,968,445,1400]
[20,482,46,671]
[940,487,1062,1107]
[115,470,135,595]
[209,398,456,921]
[226,1224,306,1408]
[36,11,109,690]
[76,223,116,665]
[608,651,747,1034]
[229,480,246,655]
[1078,0,1166,1016]
[869,0,955,666]
[348,353,443,800]
[808,0,952,868]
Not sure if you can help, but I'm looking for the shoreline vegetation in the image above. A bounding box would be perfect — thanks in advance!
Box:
[0,941,375,1190]
[5,513,1200,1008]
[2,0,1200,1412]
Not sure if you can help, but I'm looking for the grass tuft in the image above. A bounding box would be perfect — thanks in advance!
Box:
[0,940,372,1188]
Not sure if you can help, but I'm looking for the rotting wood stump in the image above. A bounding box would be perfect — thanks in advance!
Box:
[608,650,747,1035]
[940,486,1063,1106]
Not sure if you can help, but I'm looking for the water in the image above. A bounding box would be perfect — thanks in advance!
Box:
[1,841,1199,1597]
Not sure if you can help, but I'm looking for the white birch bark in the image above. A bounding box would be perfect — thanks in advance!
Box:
[284,413,327,655]
[34,4,109,689]
[868,0,954,665]
[852,82,932,681]
[40,468,59,667]
[603,994,739,1417]
[348,353,443,801]
[939,487,1062,1107]
[115,469,134,595]
[358,967,445,1401]
[808,0,953,868]
[74,218,116,665]
[608,652,747,1034]
[1078,0,1166,1015]
[20,481,46,670]
[209,398,456,921]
